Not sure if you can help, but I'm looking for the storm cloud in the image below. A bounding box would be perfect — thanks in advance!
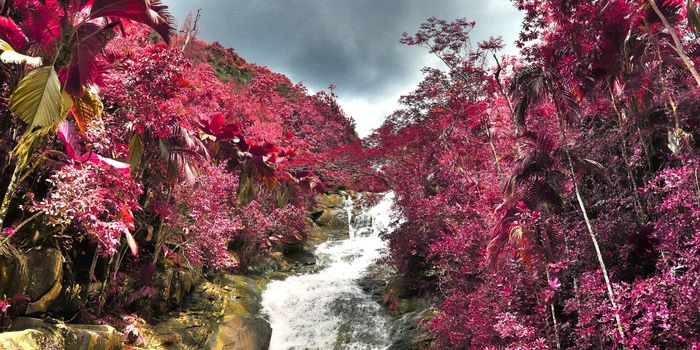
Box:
[167,0,523,136]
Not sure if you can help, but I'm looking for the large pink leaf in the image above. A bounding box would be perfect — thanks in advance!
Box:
[58,121,131,177]
[201,113,243,141]
[57,121,81,160]
[124,231,138,256]
[81,152,131,177]
[63,23,109,95]
[0,16,28,50]
[13,0,60,46]
[89,0,174,43]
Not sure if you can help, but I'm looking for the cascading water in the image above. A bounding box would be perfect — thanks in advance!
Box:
[261,192,396,350]
[343,194,356,239]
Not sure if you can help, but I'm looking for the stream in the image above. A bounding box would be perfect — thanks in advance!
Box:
[261,193,396,350]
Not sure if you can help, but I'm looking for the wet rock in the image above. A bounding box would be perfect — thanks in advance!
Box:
[310,208,349,229]
[352,212,374,232]
[168,267,200,307]
[152,269,174,315]
[312,192,352,229]
[0,328,63,349]
[357,260,434,350]
[286,249,316,266]
[25,248,63,301]
[143,272,274,350]
[148,313,210,348]
[25,248,63,314]
[358,260,394,298]
[206,315,271,350]
[0,317,122,350]
[388,306,433,350]
[314,228,350,242]
[143,282,221,349]
[170,274,273,350]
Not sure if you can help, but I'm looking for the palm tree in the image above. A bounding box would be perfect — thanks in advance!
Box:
[489,131,610,349]
[0,0,174,229]
[509,65,626,340]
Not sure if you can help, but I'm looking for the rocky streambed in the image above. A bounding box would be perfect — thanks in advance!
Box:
[261,192,434,350]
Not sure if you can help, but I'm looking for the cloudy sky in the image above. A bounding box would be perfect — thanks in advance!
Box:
[167,1,523,137]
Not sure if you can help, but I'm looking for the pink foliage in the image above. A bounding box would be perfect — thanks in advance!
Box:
[171,164,241,269]
[34,161,142,256]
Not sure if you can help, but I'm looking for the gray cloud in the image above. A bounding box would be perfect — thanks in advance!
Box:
[167,0,522,135]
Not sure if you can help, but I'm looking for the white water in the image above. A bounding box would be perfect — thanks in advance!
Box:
[343,195,356,239]
[261,193,395,350]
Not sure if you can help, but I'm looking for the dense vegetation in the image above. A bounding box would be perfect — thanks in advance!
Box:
[0,0,364,336]
[369,1,700,348]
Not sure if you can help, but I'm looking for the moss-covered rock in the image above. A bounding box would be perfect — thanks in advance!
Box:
[358,260,435,349]
[142,273,272,350]
[318,194,344,209]
[0,317,122,350]
[137,265,202,316]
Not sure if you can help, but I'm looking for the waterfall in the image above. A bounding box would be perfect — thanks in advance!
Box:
[343,193,356,239]
[261,192,395,350]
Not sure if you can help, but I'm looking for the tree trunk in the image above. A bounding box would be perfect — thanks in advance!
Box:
[550,87,626,341]
[493,54,519,136]
[545,267,562,350]
[0,162,23,229]
[484,120,505,184]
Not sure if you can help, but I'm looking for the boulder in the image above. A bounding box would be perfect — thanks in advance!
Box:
[147,265,201,315]
[310,208,349,229]
[25,248,63,301]
[206,315,271,350]
[204,274,272,350]
[0,317,122,350]
[168,268,199,307]
[387,307,433,350]
[0,329,60,349]
[286,249,316,267]
[0,247,64,314]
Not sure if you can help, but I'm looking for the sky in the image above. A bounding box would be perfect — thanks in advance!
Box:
[167,1,523,137]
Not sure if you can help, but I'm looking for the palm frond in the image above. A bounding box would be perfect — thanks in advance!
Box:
[90,0,175,44]
[64,23,112,96]
[158,127,209,184]
[505,132,559,198]
[9,66,68,127]
[486,203,518,266]
[13,124,56,169]
[509,65,548,130]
